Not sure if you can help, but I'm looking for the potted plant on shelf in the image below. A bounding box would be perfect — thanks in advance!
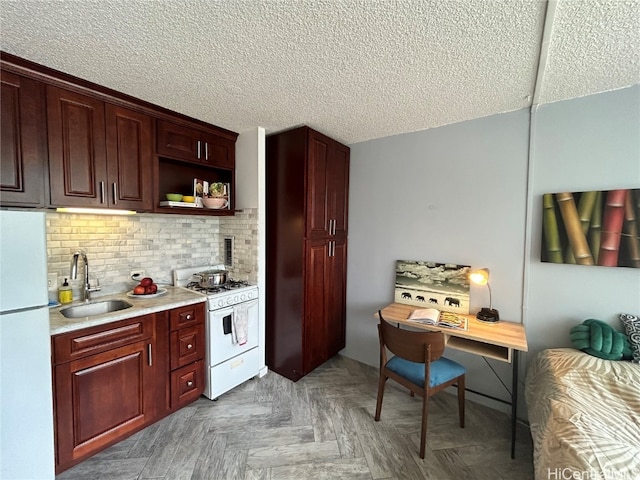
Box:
[203,182,229,209]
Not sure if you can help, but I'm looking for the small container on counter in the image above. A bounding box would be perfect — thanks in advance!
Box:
[58,278,73,304]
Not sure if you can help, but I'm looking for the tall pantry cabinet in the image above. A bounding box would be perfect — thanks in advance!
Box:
[266,126,350,381]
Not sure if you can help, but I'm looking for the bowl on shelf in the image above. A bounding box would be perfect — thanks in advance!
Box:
[165,193,183,202]
[182,195,195,203]
[203,197,228,209]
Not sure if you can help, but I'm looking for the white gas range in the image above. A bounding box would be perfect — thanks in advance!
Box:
[173,266,260,400]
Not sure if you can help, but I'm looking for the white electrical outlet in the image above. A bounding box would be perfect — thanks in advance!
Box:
[130,270,145,281]
[47,273,58,291]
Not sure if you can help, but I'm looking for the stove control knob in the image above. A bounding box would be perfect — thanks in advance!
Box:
[218,299,225,308]
[226,297,233,305]
[240,293,246,301]
[234,295,240,303]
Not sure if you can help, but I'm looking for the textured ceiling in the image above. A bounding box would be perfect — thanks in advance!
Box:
[1,0,638,145]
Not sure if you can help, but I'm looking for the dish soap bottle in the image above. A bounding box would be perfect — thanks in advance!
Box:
[58,278,73,304]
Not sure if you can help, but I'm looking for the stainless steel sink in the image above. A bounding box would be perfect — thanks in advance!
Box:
[60,300,133,318]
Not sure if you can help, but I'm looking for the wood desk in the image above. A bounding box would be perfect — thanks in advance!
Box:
[376,303,528,459]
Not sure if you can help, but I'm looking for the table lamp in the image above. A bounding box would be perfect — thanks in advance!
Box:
[469,268,500,323]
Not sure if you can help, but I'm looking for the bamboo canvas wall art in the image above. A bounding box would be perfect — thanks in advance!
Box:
[395,260,471,314]
[541,188,640,268]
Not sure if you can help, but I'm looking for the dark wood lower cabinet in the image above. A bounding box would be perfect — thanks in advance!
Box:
[52,303,205,474]
[53,340,154,467]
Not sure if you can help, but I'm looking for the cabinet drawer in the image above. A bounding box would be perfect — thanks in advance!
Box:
[52,315,154,365]
[170,323,205,370]
[169,303,204,330]
[170,360,204,408]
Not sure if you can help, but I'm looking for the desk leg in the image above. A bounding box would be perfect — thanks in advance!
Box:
[511,350,519,459]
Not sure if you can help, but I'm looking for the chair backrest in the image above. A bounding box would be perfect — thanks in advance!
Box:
[378,317,445,363]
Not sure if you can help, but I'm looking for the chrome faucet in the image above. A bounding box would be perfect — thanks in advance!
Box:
[70,249,100,302]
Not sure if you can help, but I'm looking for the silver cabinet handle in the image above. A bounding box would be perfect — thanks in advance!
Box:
[332,219,336,235]
[100,181,105,204]
[147,343,152,366]
[197,140,201,159]
[187,344,193,349]
[205,142,209,161]
[186,314,192,320]
[112,183,117,205]
[187,381,193,387]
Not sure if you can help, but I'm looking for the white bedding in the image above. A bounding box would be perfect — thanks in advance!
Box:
[525,348,640,480]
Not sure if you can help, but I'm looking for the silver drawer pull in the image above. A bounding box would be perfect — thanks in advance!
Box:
[185,314,192,320]
[187,381,193,387]
[187,344,193,349]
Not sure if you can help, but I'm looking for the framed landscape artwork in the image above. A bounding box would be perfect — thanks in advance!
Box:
[394,260,471,314]
[541,188,640,269]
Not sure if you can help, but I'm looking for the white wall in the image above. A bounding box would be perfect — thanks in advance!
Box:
[343,86,640,415]
[235,127,268,377]
[344,109,531,410]
[526,86,640,358]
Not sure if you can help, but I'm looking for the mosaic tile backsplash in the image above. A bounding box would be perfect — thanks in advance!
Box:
[46,209,258,298]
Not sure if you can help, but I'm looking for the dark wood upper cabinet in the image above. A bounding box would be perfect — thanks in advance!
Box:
[0,70,47,206]
[157,119,235,170]
[306,130,350,239]
[155,119,236,215]
[47,85,108,207]
[105,104,153,210]
[47,86,153,210]
[1,51,238,215]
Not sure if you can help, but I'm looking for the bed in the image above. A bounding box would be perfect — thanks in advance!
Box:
[525,348,640,480]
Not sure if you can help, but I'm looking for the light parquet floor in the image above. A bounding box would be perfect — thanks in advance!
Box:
[56,355,534,480]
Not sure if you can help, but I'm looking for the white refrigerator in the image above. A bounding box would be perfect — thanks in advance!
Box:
[0,210,55,479]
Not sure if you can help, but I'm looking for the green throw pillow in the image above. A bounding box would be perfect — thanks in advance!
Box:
[569,319,633,361]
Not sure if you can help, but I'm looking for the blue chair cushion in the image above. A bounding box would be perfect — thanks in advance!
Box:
[386,356,466,388]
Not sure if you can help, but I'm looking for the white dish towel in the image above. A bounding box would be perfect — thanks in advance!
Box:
[232,303,249,346]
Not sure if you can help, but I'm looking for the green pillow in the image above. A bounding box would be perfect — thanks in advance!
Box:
[570,319,633,361]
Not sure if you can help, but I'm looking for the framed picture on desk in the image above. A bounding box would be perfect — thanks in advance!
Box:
[394,260,471,314]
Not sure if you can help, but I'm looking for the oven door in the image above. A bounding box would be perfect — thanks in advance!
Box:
[207,299,259,366]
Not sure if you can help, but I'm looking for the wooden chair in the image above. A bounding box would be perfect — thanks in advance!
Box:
[374,313,466,459]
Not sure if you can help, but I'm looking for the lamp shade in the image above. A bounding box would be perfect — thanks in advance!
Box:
[469,268,489,285]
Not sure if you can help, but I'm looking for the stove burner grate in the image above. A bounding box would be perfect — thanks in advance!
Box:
[185,279,250,295]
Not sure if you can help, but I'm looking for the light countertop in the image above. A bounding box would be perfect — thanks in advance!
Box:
[50,286,206,335]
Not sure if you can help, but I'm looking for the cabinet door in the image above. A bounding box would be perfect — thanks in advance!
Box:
[306,132,331,238]
[105,104,153,210]
[303,239,329,373]
[326,239,347,357]
[0,71,47,206]
[47,86,107,207]
[54,339,155,469]
[327,143,350,237]
[156,119,200,162]
[200,131,235,169]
